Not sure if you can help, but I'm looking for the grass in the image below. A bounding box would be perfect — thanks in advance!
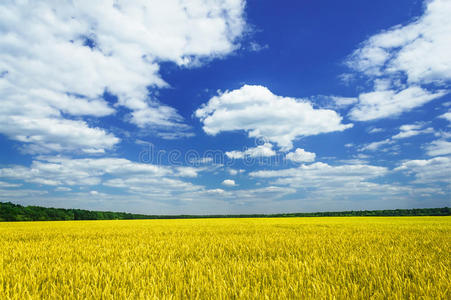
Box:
[0,217,449,299]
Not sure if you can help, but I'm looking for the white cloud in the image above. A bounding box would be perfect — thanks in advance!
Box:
[349,87,446,121]
[425,139,451,156]
[226,143,276,159]
[392,123,434,139]
[156,130,195,140]
[15,118,119,154]
[250,162,388,188]
[0,0,246,153]
[185,185,297,207]
[347,0,451,121]
[395,156,451,183]
[0,156,200,187]
[248,42,269,52]
[225,151,245,159]
[231,186,296,201]
[228,169,238,176]
[360,139,393,152]
[104,176,202,196]
[249,161,448,207]
[347,0,451,84]
[245,143,276,157]
[228,168,245,176]
[440,111,451,123]
[196,85,353,150]
[0,83,120,153]
[337,158,369,165]
[397,123,422,133]
[330,96,358,107]
[0,181,22,188]
[0,156,212,203]
[361,123,435,152]
[222,179,236,186]
[55,187,72,192]
[285,148,316,163]
[0,189,48,198]
[204,188,226,194]
[188,157,214,164]
[368,128,384,134]
[338,73,355,85]
[247,161,418,202]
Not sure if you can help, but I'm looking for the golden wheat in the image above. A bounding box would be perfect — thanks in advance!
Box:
[0,217,449,299]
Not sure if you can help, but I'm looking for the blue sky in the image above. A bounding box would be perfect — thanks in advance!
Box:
[0,0,450,214]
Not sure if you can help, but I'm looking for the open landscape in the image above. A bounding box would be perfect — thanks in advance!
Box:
[1,0,451,298]
[1,217,449,299]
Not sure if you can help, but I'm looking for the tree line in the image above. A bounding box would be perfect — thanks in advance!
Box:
[0,201,449,221]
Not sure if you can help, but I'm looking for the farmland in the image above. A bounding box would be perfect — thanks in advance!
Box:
[0,217,449,299]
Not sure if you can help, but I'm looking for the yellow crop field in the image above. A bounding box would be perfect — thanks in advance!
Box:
[0,217,449,299]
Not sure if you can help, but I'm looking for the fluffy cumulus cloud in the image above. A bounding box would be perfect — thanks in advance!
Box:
[222,179,236,187]
[348,0,451,83]
[250,162,388,187]
[349,87,446,121]
[347,0,451,121]
[2,155,308,210]
[285,148,316,163]
[247,161,424,201]
[395,157,451,184]
[0,0,246,153]
[0,156,200,188]
[104,177,203,197]
[226,143,276,159]
[195,85,353,150]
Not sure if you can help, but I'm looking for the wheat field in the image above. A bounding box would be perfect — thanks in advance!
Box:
[0,217,449,299]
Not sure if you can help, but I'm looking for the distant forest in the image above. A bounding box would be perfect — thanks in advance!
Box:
[0,202,450,221]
